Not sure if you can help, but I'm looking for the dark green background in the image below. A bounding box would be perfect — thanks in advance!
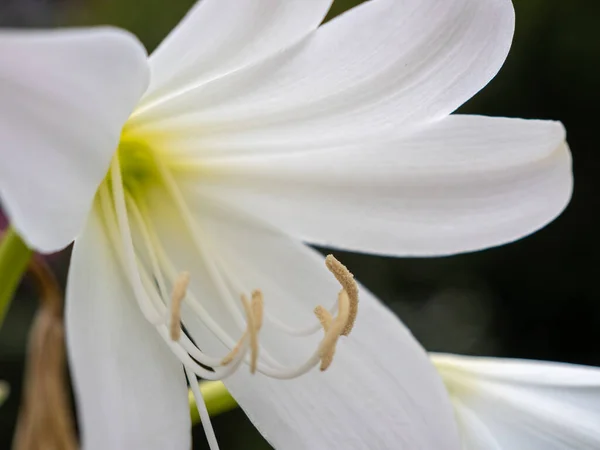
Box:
[1,0,599,448]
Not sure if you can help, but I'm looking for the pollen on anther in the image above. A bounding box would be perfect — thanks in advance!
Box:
[316,290,351,371]
[170,271,190,341]
[220,290,264,374]
[325,255,359,336]
[314,305,332,332]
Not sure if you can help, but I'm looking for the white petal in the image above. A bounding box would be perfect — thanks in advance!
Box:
[145,194,461,450]
[433,354,600,387]
[131,0,514,149]
[0,28,149,252]
[65,204,190,450]
[451,399,503,450]
[178,116,572,256]
[432,354,600,449]
[143,0,333,103]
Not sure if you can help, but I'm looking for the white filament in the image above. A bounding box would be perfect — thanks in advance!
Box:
[109,159,164,324]
[185,366,220,450]
[150,157,333,378]
[102,151,353,391]
[210,248,338,337]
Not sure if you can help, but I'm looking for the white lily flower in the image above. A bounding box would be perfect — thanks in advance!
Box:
[432,353,600,449]
[0,0,572,449]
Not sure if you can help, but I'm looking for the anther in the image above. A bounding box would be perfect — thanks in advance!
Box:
[170,271,190,341]
[221,335,245,366]
[316,290,350,371]
[312,256,359,371]
[325,255,358,336]
[314,306,333,332]
[251,290,264,330]
[241,293,262,374]
[221,290,264,374]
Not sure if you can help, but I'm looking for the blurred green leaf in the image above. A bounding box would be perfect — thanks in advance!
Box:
[66,0,196,52]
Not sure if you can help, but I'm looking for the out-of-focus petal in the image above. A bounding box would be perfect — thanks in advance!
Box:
[0,28,148,252]
[433,353,600,449]
[65,204,190,450]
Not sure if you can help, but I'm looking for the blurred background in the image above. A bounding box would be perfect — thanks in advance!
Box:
[1,0,599,448]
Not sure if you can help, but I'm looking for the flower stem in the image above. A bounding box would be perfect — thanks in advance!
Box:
[189,381,238,424]
[0,226,33,328]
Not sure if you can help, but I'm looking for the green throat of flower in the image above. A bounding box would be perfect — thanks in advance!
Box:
[114,135,161,194]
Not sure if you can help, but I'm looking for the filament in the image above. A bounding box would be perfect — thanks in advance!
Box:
[104,152,360,386]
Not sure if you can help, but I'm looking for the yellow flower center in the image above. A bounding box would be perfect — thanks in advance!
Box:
[117,138,157,188]
[111,127,167,196]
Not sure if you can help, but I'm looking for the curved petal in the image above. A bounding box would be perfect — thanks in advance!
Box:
[144,194,461,450]
[178,116,572,257]
[142,0,333,104]
[433,354,600,388]
[0,28,149,252]
[130,0,514,151]
[451,399,503,450]
[432,354,600,449]
[65,204,190,450]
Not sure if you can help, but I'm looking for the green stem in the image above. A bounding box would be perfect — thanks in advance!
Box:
[0,226,33,328]
[190,381,238,424]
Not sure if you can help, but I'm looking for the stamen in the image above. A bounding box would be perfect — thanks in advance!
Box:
[221,333,246,366]
[314,306,333,332]
[251,290,264,330]
[221,291,264,374]
[104,166,163,324]
[311,256,359,371]
[185,366,220,450]
[170,271,190,341]
[316,290,350,371]
[135,195,244,349]
[142,156,363,379]
[241,294,259,374]
[325,255,359,336]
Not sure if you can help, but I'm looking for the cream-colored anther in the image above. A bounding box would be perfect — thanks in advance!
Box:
[325,255,359,336]
[240,294,256,371]
[314,306,333,332]
[170,271,190,341]
[251,290,264,330]
[220,290,264,374]
[312,256,359,371]
[221,336,244,366]
[316,290,350,371]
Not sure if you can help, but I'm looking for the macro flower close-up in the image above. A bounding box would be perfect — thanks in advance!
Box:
[0,0,592,449]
